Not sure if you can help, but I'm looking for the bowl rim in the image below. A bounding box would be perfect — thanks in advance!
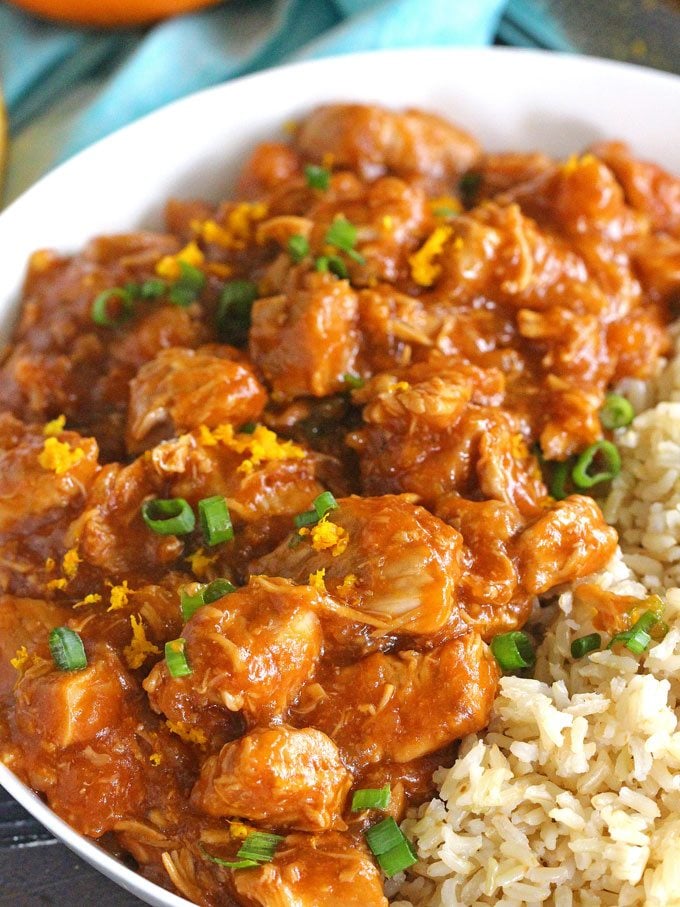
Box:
[1,43,679,907]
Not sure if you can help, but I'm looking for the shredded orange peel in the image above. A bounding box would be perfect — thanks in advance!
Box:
[198,422,306,475]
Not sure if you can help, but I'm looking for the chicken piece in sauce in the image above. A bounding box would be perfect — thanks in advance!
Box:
[144,577,322,733]
[191,726,351,832]
[0,100,677,907]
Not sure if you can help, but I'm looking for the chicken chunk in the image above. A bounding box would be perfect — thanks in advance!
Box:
[232,832,387,907]
[144,577,323,731]
[126,346,266,453]
[295,103,480,187]
[514,494,618,595]
[292,633,499,770]
[253,494,464,639]
[191,726,351,832]
[250,270,360,400]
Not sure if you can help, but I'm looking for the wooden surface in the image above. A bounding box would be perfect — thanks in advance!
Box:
[0,787,144,906]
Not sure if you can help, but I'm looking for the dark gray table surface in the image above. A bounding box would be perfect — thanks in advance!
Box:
[0,787,144,906]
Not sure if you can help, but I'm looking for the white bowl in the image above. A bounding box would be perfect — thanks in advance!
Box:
[1,47,679,907]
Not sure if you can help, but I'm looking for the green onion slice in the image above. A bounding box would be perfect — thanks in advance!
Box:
[572,440,621,489]
[169,261,206,307]
[199,845,258,870]
[324,217,365,265]
[288,234,310,263]
[490,631,536,672]
[364,818,417,877]
[180,578,236,622]
[432,206,459,218]
[609,610,668,655]
[139,278,167,299]
[549,460,571,500]
[141,498,196,535]
[600,394,634,430]
[343,373,365,390]
[217,279,259,346]
[459,171,482,208]
[315,254,348,279]
[198,495,234,546]
[570,633,602,659]
[304,164,330,191]
[239,421,257,434]
[165,638,192,678]
[293,491,339,529]
[236,832,284,864]
[49,627,87,672]
[91,287,135,328]
[351,785,391,812]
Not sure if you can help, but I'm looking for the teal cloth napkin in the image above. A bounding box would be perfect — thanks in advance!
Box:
[0,0,515,201]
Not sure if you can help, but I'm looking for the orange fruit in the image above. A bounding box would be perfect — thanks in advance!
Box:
[7,0,223,27]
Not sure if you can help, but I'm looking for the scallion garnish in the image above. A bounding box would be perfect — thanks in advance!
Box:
[180,578,236,621]
[168,261,206,307]
[609,609,667,655]
[293,491,339,529]
[432,205,459,218]
[165,638,192,678]
[490,631,536,672]
[324,217,365,264]
[364,817,417,877]
[570,633,602,659]
[91,287,135,328]
[304,163,331,191]
[288,234,310,263]
[217,279,259,346]
[139,278,167,299]
[237,832,284,863]
[459,171,482,208]
[572,440,621,489]
[549,460,571,500]
[239,421,257,434]
[198,495,234,546]
[49,627,87,672]
[600,394,634,430]
[141,498,196,535]
[315,254,348,279]
[351,785,391,812]
[343,373,365,390]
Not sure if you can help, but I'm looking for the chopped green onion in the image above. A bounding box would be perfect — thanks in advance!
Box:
[239,421,257,434]
[609,609,667,655]
[459,171,482,208]
[169,261,206,307]
[180,578,236,621]
[139,278,167,299]
[236,832,284,864]
[352,785,391,812]
[293,491,339,528]
[304,164,331,191]
[199,845,258,870]
[315,254,348,279]
[313,491,338,519]
[198,495,234,546]
[571,633,602,659]
[217,279,259,346]
[141,498,196,535]
[364,818,417,877]
[572,440,621,489]
[324,217,365,265]
[91,287,135,328]
[549,460,571,500]
[288,234,310,263]
[600,394,634,430]
[49,627,87,672]
[432,206,459,218]
[165,638,192,677]
[490,631,536,672]
[343,373,365,390]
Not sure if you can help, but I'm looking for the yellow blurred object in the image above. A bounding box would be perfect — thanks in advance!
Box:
[6,0,222,27]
